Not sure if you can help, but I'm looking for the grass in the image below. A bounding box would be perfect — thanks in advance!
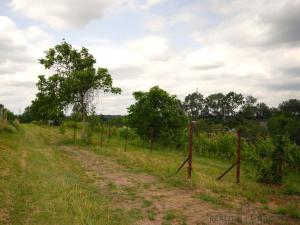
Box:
[276,203,300,219]
[1,124,300,223]
[66,126,300,216]
[162,209,186,225]
[80,133,295,203]
[198,193,226,206]
[0,124,139,224]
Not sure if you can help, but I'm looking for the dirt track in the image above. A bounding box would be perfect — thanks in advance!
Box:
[62,146,298,225]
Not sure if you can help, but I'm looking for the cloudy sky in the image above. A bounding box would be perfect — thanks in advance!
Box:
[1,0,300,115]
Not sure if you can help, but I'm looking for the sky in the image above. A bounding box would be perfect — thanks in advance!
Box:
[1,0,300,115]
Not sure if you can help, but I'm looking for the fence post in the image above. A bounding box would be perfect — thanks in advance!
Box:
[236,129,241,183]
[188,121,193,179]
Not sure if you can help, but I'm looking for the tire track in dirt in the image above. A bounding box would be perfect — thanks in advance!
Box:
[61,146,299,225]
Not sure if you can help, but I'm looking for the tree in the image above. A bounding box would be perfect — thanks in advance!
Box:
[30,40,121,122]
[279,99,300,116]
[268,114,300,145]
[183,91,205,119]
[240,95,258,119]
[256,102,272,119]
[128,86,187,150]
[63,69,121,121]
[39,40,96,75]
[222,92,244,121]
[205,93,225,118]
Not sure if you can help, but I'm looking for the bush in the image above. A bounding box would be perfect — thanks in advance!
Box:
[192,132,237,159]
[0,123,17,133]
[254,135,300,184]
[12,119,20,129]
[59,123,65,134]
[119,126,137,140]
[81,123,93,144]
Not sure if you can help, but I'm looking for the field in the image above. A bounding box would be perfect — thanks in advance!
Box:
[0,124,299,225]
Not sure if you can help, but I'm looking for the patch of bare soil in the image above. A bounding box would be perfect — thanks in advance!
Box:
[62,146,299,225]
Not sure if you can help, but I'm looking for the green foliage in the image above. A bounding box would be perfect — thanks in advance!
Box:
[12,119,20,129]
[81,123,93,144]
[183,92,205,119]
[119,126,137,140]
[23,40,121,122]
[276,203,300,219]
[254,135,300,184]
[268,114,300,144]
[128,86,187,148]
[59,123,65,134]
[279,99,300,116]
[0,123,17,133]
[192,132,236,159]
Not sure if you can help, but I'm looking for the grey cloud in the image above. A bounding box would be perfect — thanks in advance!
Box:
[263,0,300,46]
[10,0,117,29]
[264,81,300,91]
[280,66,300,77]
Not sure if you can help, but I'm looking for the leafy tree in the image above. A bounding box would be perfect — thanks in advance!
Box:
[128,86,187,150]
[205,93,225,118]
[268,114,300,144]
[28,40,121,122]
[63,69,121,120]
[183,91,205,119]
[39,40,96,75]
[256,102,272,119]
[222,92,244,120]
[279,99,300,116]
[240,95,257,119]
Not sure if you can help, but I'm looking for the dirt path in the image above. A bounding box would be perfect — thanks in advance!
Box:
[62,146,296,225]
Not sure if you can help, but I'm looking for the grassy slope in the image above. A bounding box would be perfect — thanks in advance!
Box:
[0,124,136,225]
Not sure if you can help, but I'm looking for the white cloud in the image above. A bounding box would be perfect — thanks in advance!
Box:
[127,36,169,61]
[0,16,52,113]
[9,0,168,29]
[10,0,118,29]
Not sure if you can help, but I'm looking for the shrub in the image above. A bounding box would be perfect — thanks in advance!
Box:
[59,123,65,134]
[1,123,17,133]
[193,132,236,159]
[119,126,137,140]
[12,119,20,129]
[81,123,93,144]
[254,135,299,184]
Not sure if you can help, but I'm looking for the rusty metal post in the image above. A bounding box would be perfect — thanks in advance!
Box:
[188,121,193,179]
[236,129,241,183]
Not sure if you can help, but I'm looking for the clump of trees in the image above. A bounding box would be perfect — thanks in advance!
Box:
[182,91,273,122]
